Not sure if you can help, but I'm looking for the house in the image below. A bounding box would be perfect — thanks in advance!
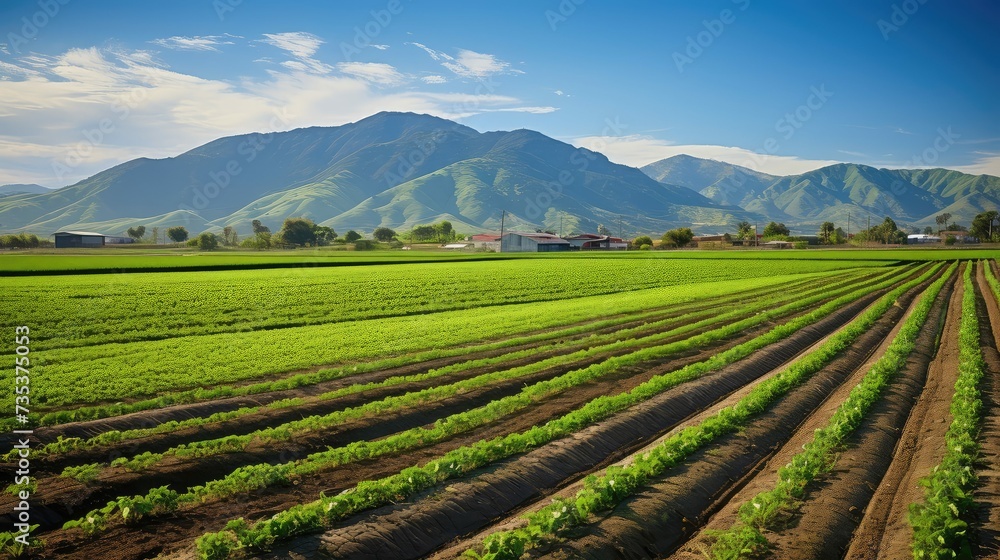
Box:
[53,231,106,248]
[470,233,501,251]
[938,230,976,244]
[565,233,628,250]
[500,232,571,252]
[762,240,793,249]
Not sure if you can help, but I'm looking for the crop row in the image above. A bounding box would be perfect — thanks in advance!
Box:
[707,261,956,559]
[187,264,934,559]
[463,263,942,560]
[62,268,865,503]
[1,257,882,351]
[12,267,870,419]
[908,262,985,558]
[61,266,916,542]
[32,272,808,428]
[61,274,867,537]
[35,272,838,460]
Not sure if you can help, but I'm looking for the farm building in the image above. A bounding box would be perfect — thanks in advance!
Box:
[500,232,571,252]
[907,234,942,243]
[470,233,501,251]
[762,240,794,249]
[53,231,106,248]
[565,234,628,250]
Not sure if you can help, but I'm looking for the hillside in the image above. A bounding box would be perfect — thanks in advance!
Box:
[0,113,750,236]
[642,155,1000,231]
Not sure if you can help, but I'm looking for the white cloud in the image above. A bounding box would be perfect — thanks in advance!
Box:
[554,90,564,96]
[837,149,867,158]
[951,152,1000,177]
[259,32,331,74]
[150,35,235,52]
[489,106,559,114]
[408,42,449,61]
[443,49,510,78]
[408,43,516,79]
[572,134,843,176]
[0,44,547,186]
[336,62,406,86]
[421,75,447,84]
[371,44,390,50]
[260,32,322,59]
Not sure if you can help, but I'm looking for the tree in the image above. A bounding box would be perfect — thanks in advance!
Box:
[195,232,219,250]
[222,226,239,246]
[819,222,835,244]
[312,225,336,246]
[631,235,653,249]
[150,226,159,245]
[923,226,934,235]
[435,220,454,242]
[373,227,397,242]
[970,210,999,242]
[344,230,362,243]
[126,225,146,241]
[877,216,902,244]
[251,219,270,235]
[660,227,694,248]
[278,217,316,246]
[167,226,189,243]
[736,221,754,240]
[762,221,790,237]
[832,227,847,245]
[935,213,952,233]
[597,224,611,236]
[411,225,436,242]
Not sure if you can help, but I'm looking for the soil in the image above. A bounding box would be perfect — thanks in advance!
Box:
[526,270,943,560]
[15,281,863,560]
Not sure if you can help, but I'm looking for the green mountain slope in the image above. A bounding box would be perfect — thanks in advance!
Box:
[0,112,746,236]
[642,155,1000,231]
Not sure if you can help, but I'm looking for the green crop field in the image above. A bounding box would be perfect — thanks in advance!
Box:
[1,252,998,560]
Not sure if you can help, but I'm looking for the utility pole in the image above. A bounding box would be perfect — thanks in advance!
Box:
[618,215,622,239]
[499,210,506,253]
[867,214,871,248]
[755,222,759,247]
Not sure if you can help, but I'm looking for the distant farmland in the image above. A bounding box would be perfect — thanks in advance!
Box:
[1,251,998,560]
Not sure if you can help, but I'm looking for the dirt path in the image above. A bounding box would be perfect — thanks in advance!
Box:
[764,267,956,560]
[525,269,945,560]
[19,290,854,560]
[420,272,940,560]
[970,262,1000,558]
[290,288,893,560]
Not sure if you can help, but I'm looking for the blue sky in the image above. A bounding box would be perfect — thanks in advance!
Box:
[0,0,997,187]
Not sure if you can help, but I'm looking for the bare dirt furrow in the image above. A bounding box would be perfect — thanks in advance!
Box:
[6,293,833,537]
[261,283,907,560]
[836,269,960,560]
[762,268,956,560]
[504,270,941,560]
[22,292,847,560]
[23,273,837,450]
[970,262,1000,558]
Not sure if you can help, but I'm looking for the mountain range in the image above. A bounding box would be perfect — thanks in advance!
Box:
[642,154,1000,231]
[0,112,996,238]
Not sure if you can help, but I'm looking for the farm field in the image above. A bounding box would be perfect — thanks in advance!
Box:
[1,252,999,559]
